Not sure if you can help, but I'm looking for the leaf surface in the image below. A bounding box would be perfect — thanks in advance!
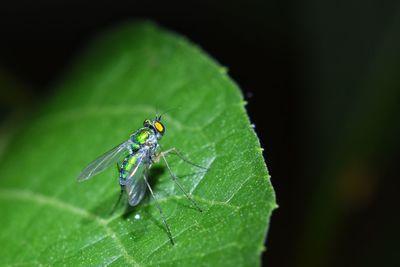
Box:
[0,22,276,267]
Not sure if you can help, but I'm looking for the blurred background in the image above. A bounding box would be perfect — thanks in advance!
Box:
[1,0,399,266]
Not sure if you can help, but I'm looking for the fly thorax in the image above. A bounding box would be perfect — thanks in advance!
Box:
[132,128,151,145]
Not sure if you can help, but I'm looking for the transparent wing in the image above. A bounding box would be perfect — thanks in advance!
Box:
[77,140,132,181]
[125,151,148,206]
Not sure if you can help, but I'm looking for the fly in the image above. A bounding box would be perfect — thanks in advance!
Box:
[77,114,205,245]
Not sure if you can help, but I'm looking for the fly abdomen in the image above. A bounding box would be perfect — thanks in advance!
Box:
[119,154,137,185]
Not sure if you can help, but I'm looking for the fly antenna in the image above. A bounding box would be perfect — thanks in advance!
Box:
[158,106,181,120]
[155,105,160,120]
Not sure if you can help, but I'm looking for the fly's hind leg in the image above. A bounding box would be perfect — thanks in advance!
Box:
[110,186,125,215]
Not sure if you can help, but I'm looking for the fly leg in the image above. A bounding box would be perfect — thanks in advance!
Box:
[159,147,207,170]
[160,152,203,212]
[110,186,124,215]
[143,172,175,245]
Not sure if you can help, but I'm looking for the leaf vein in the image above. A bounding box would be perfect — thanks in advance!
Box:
[0,187,141,267]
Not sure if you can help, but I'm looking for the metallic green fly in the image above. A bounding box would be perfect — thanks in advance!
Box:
[77,114,205,245]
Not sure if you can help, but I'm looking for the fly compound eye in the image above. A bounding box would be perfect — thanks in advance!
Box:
[143,119,151,127]
[154,121,165,135]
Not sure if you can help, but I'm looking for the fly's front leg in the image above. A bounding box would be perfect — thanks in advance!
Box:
[157,147,207,170]
[160,151,203,212]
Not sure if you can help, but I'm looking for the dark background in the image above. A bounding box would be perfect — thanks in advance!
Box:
[1,1,400,266]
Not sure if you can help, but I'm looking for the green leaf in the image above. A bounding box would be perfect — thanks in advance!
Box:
[0,22,276,267]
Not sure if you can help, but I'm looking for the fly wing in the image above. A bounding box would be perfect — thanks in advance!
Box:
[77,140,132,181]
[126,174,146,206]
[125,151,148,206]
